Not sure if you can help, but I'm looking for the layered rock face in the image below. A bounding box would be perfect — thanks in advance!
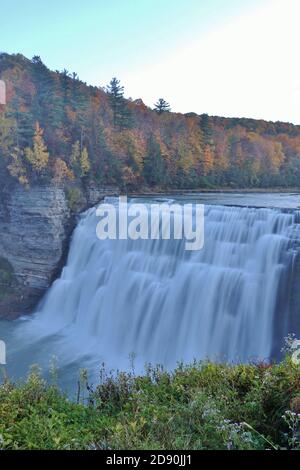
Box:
[0,184,118,318]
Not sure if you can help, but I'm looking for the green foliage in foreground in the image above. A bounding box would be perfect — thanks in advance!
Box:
[0,360,300,450]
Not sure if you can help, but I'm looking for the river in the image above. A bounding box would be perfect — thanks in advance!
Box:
[1,192,300,394]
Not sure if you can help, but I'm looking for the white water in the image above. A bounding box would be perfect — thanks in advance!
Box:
[2,197,300,385]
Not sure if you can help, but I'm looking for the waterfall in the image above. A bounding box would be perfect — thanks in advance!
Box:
[17,197,299,372]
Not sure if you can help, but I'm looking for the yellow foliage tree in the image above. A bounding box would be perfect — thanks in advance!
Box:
[70,141,90,177]
[25,122,49,173]
[104,129,146,171]
[52,158,74,183]
[70,141,80,169]
[7,147,29,186]
[80,147,90,176]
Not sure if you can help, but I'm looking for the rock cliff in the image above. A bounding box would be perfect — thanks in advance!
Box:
[0,184,118,318]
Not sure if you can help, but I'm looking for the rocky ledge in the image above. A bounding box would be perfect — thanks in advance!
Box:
[0,183,118,318]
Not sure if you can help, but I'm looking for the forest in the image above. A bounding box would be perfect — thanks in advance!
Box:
[1,52,300,191]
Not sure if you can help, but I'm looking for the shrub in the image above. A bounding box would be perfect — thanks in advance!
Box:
[65,187,84,213]
[0,359,299,450]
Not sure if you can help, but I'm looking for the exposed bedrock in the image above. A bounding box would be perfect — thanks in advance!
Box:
[0,183,118,317]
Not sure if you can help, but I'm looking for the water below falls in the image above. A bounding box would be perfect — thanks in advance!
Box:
[1,197,300,390]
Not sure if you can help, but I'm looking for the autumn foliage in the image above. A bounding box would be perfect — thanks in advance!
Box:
[1,53,300,190]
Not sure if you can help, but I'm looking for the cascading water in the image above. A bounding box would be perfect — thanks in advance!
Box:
[2,197,300,384]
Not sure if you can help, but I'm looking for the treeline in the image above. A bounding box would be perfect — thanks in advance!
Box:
[1,52,300,190]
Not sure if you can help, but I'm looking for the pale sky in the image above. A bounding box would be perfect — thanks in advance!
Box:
[123,0,300,124]
[1,0,299,123]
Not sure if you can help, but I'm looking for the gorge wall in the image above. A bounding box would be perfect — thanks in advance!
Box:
[0,184,119,317]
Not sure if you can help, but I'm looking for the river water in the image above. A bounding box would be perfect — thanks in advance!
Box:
[1,192,300,394]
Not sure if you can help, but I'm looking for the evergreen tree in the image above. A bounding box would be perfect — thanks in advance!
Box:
[31,55,44,65]
[154,98,171,115]
[70,140,90,177]
[200,114,214,146]
[106,77,133,130]
[7,94,35,149]
[25,122,49,174]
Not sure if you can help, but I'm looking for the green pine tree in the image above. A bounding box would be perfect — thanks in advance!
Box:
[106,77,133,130]
[154,98,171,115]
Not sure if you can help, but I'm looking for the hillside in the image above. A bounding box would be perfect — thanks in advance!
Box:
[1,52,300,190]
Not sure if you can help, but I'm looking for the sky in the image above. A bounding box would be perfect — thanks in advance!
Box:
[1,0,300,124]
